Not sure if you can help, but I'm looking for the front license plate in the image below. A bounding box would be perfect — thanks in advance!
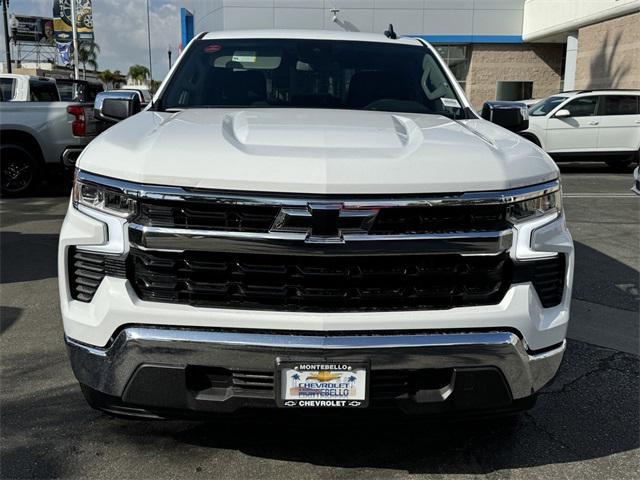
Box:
[277,361,369,408]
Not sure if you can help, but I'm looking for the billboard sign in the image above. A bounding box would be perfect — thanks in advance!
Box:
[9,15,55,45]
[180,8,194,52]
[53,0,94,43]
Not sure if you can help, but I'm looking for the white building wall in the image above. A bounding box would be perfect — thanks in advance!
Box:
[188,0,526,39]
[523,0,640,41]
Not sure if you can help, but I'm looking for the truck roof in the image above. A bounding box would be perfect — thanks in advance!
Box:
[0,73,56,82]
[200,29,424,47]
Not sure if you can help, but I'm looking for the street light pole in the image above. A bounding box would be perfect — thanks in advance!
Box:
[2,0,11,73]
[168,46,172,69]
[146,0,153,83]
[70,0,79,80]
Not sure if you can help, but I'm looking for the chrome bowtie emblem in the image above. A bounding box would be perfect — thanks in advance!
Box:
[348,401,362,407]
[284,401,297,407]
[271,203,378,242]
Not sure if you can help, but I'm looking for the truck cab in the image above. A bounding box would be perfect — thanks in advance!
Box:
[0,74,60,102]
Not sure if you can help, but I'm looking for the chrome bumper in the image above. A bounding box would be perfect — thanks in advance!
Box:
[67,328,565,410]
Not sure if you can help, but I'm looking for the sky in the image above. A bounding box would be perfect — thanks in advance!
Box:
[1,0,187,80]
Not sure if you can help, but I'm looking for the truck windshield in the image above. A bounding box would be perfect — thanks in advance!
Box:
[159,39,466,118]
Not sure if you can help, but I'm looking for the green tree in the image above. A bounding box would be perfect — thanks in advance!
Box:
[112,70,125,88]
[149,79,161,94]
[97,69,115,88]
[127,64,150,85]
[77,41,100,80]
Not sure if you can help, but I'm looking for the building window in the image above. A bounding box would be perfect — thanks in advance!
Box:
[496,81,533,101]
[434,45,470,92]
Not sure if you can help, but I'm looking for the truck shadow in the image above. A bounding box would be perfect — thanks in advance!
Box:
[0,232,59,284]
[573,241,639,313]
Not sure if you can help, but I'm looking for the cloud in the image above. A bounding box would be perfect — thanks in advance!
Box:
[93,0,180,79]
[1,0,182,80]
[93,0,181,79]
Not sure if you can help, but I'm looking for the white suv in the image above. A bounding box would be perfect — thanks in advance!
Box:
[59,30,573,418]
[522,90,640,168]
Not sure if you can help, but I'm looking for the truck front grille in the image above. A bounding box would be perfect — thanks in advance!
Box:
[135,199,509,235]
[128,248,512,312]
[71,173,567,310]
[137,201,280,232]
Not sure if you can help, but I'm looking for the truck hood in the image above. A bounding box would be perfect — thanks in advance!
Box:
[79,108,558,194]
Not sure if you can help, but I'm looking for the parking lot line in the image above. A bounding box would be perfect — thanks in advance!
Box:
[563,193,636,198]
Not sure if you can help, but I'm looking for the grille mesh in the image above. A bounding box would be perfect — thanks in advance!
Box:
[136,201,280,232]
[370,205,508,234]
[69,248,565,310]
[514,255,566,308]
[134,199,509,235]
[128,248,513,312]
[68,248,127,302]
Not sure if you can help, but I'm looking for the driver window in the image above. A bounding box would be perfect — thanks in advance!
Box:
[564,96,598,117]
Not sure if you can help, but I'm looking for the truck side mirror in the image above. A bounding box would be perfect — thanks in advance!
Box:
[95,91,141,123]
[481,101,529,132]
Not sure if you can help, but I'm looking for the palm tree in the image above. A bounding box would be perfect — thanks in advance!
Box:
[149,79,161,94]
[97,69,115,88]
[77,41,100,80]
[112,70,125,88]
[127,64,150,85]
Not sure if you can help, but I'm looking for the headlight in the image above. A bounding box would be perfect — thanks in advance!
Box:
[72,171,137,218]
[508,189,561,223]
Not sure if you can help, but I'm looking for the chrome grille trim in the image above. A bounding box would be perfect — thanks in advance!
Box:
[128,224,513,255]
[76,170,562,255]
[76,170,559,207]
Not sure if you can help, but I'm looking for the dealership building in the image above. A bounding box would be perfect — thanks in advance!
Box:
[184,0,640,108]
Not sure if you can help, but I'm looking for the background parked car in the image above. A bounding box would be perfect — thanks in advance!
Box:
[521,90,640,168]
[0,74,99,196]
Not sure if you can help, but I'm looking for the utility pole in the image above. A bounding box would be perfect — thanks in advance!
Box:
[146,0,153,83]
[2,0,11,73]
[168,45,172,70]
[70,0,79,80]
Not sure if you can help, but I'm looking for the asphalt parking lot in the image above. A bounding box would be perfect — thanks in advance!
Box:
[1,163,638,480]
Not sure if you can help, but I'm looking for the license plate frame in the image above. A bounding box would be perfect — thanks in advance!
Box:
[276,359,369,408]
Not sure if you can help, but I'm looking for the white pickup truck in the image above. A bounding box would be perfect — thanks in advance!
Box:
[0,74,97,195]
[59,30,574,418]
